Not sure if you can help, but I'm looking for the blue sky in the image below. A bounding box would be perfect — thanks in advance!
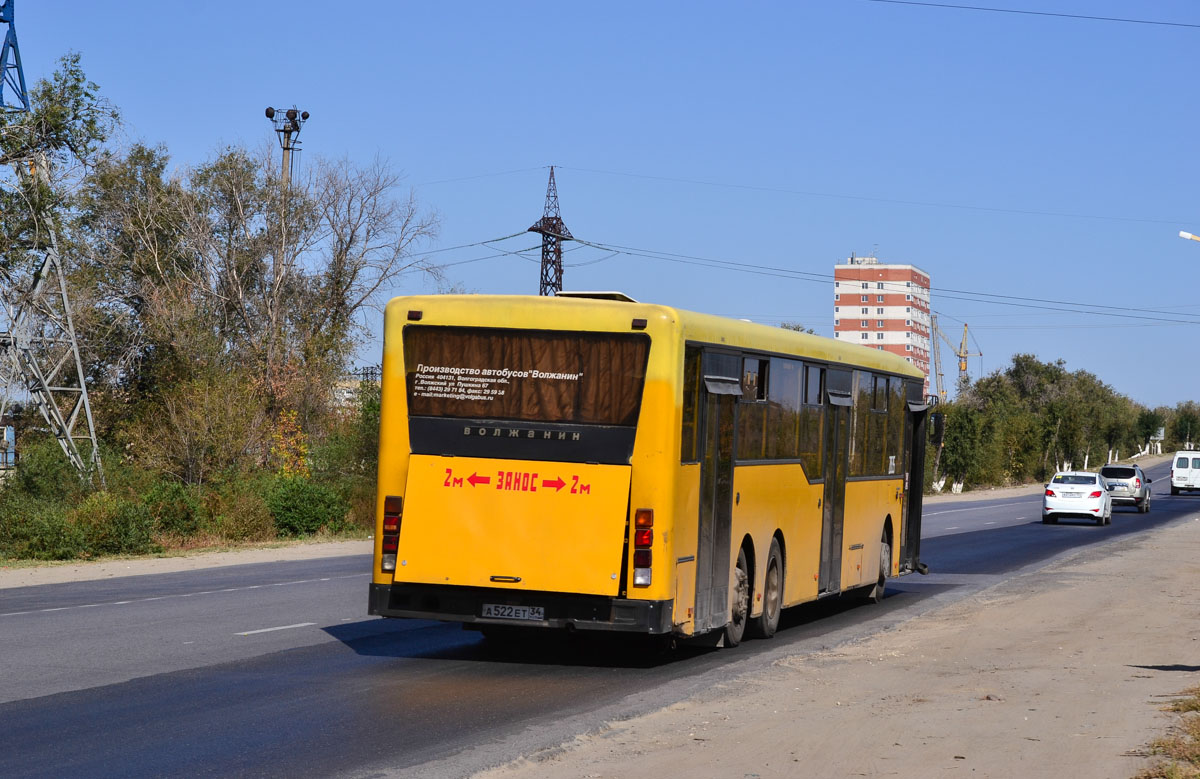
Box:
[17,1,1200,407]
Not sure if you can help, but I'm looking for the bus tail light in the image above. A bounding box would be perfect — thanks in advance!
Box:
[633,509,653,587]
[381,495,402,573]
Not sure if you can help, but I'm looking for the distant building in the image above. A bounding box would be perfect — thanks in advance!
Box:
[333,365,382,408]
[1,417,14,469]
[832,255,932,394]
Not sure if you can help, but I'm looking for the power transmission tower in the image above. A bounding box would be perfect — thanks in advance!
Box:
[528,166,572,295]
[0,2,104,485]
[0,0,28,112]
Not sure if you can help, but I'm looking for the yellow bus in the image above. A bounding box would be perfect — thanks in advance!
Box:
[368,293,930,646]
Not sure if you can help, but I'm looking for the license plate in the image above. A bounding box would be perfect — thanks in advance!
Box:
[1064,491,1081,498]
[481,603,544,621]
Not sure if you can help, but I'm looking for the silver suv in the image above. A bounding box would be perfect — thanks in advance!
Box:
[1099,464,1152,513]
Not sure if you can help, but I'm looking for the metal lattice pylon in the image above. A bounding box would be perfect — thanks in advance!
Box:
[0,217,105,486]
[0,0,29,112]
[0,1,103,485]
[528,166,572,296]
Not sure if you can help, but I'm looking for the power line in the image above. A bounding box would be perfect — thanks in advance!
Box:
[422,231,530,255]
[559,165,1189,226]
[417,167,547,187]
[866,0,1200,29]
[440,244,541,268]
[569,234,1200,326]
[429,230,1200,327]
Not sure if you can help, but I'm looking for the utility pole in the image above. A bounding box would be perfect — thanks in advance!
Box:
[265,106,309,190]
[0,0,104,485]
[529,167,572,296]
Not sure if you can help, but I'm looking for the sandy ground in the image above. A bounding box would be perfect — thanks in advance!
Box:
[478,514,1199,778]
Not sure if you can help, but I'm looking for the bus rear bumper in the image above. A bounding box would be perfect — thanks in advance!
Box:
[368,583,674,634]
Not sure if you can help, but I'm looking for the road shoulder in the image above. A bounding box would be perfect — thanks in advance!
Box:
[923,453,1172,505]
[475,514,1200,779]
[0,539,372,589]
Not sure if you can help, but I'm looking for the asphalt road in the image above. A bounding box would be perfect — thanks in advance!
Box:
[1,458,1193,778]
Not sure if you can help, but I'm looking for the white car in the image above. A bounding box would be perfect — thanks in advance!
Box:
[1043,471,1112,525]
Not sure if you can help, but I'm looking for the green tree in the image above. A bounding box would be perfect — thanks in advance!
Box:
[940,403,980,484]
[1172,402,1200,449]
[0,53,118,273]
[1136,408,1164,448]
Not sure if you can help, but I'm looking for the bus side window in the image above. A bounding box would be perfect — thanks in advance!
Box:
[850,371,870,476]
[868,374,888,475]
[799,364,824,477]
[767,357,802,459]
[888,377,905,475]
[738,357,769,460]
[681,346,701,463]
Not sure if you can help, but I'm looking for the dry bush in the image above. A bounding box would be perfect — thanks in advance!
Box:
[126,370,269,486]
[203,480,275,543]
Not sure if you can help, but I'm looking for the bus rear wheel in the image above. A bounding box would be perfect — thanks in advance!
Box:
[749,539,782,639]
[723,547,750,647]
[862,529,890,604]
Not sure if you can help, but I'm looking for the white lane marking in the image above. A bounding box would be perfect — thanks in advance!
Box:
[0,573,369,618]
[925,500,1040,516]
[946,526,959,530]
[235,622,316,636]
[984,522,995,525]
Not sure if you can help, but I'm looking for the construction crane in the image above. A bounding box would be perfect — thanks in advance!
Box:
[929,314,981,402]
[0,1,104,485]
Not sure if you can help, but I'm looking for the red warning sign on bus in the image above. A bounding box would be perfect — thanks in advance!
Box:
[442,467,591,495]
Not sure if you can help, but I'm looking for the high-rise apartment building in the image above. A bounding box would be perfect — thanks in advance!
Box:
[832,256,931,393]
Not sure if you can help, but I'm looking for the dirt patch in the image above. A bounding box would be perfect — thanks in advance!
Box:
[477,516,1200,779]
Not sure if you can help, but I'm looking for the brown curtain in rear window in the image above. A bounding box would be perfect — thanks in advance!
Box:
[405,326,650,425]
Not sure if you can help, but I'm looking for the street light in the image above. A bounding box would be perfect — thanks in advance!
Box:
[264,105,309,190]
[1180,230,1200,242]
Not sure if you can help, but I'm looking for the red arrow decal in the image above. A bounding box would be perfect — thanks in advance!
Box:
[467,473,491,487]
[542,476,565,492]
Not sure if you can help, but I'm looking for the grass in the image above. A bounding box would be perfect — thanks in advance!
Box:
[1137,688,1200,778]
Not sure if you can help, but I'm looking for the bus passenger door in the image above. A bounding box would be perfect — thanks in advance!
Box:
[901,391,929,574]
[694,370,739,634]
[820,391,852,594]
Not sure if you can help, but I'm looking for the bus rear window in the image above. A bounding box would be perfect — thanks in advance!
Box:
[404,326,650,425]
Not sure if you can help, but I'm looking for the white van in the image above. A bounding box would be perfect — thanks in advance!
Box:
[1170,451,1200,495]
